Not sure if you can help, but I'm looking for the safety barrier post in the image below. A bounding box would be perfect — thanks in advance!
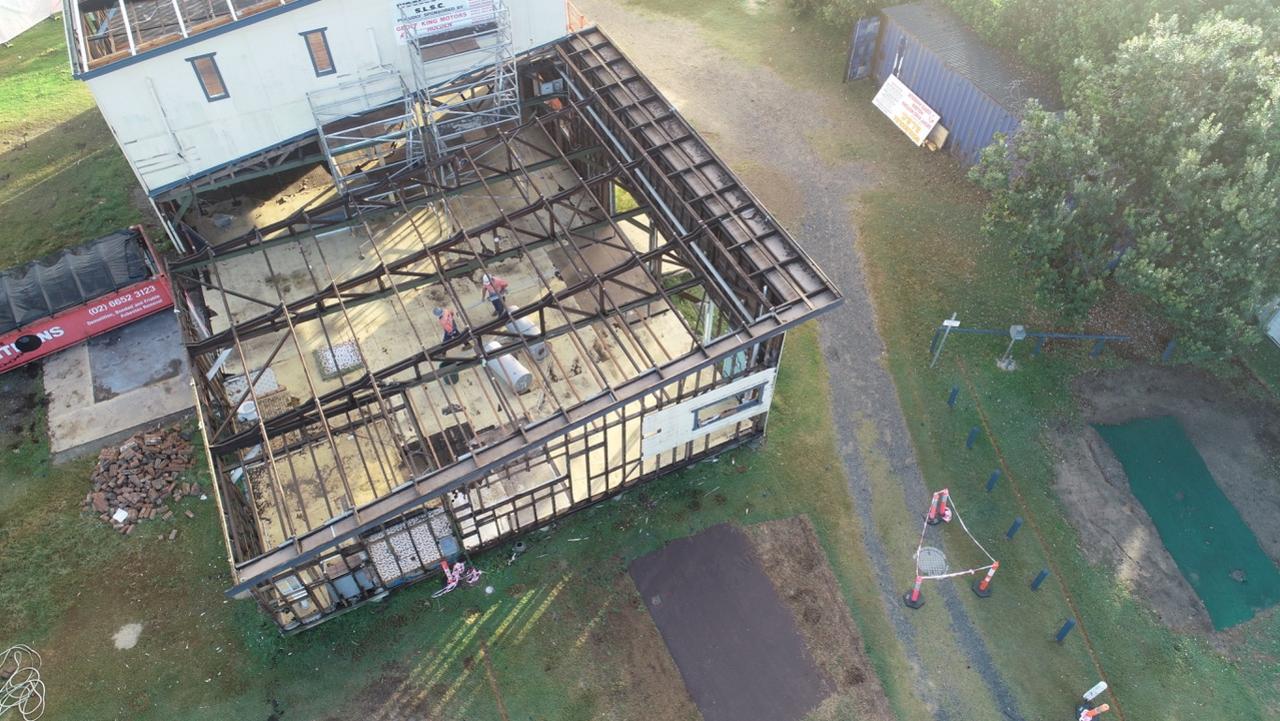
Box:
[926,489,950,525]
[1006,516,1023,539]
[947,386,959,408]
[1079,703,1110,719]
[903,576,925,609]
[966,426,980,450]
[972,561,998,598]
[1030,568,1050,590]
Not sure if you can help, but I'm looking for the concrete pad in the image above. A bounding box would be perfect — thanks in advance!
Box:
[45,310,194,459]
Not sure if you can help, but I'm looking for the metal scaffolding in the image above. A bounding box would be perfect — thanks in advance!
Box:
[169,28,841,633]
[404,0,521,156]
[308,70,426,197]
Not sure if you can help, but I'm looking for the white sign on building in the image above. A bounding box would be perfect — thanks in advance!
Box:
[394,0,479,44]
[872,74,941,147]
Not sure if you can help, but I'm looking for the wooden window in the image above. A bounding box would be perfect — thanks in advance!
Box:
[187,53,228,101]
[301,28,336,77]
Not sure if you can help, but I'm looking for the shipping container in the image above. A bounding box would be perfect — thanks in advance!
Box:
[872,2,1054,165]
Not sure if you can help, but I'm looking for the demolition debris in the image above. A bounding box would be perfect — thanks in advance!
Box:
[82,427,197,535]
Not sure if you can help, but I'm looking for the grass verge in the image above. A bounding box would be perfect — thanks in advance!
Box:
[0,17,145,266]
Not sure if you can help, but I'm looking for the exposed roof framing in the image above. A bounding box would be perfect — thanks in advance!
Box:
[174,29,841,593]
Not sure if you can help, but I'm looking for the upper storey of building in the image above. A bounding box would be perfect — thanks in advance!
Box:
[61,0,570,195]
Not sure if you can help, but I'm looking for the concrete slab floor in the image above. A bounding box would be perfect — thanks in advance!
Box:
[45,310,195,459]
[89,311,186,401]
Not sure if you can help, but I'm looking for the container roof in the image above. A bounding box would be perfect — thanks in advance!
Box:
[881,1,1057,112]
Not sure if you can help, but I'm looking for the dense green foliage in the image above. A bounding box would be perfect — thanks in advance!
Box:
[973,15,1280,356]
[784,0,880,27]
[944,0,1280,90]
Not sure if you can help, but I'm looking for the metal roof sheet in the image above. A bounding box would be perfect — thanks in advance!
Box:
[880,1,1056,112]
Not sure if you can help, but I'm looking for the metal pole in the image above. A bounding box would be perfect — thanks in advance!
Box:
[929,313,960,368]
[118,0,137,55]
[71,4,90,72]
[171,0,188,37]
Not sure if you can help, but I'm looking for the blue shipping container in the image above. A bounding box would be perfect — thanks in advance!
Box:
[871,2,1053,166]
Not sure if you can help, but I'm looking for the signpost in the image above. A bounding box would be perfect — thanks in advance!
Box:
[872,74,941,146]
[0,278,173,373]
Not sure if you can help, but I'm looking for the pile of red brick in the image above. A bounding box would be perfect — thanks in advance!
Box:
[82,427,198,536]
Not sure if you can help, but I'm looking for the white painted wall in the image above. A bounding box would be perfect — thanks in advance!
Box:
[640,368,778,459]
[80,0,568,195]
[0,0,60,43]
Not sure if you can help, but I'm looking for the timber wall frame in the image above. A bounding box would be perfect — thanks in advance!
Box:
[170,28,841,621]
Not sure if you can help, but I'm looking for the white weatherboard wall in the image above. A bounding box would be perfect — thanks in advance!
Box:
[81,0,568,195]
[641,368,777,459]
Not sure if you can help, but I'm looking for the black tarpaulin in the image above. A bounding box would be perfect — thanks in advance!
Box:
[0,229,153,334]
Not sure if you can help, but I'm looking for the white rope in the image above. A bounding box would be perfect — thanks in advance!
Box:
[948,495,996,564]
[919,563,997,581]
[1,644,45,721]
[912,490,996,581]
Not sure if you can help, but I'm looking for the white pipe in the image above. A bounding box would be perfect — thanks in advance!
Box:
[118,0,137,55]
[71,2,90,73]
[171,0,188,37]
[224,0,239,21]
[483,341,533,393]
[504,305,547,361]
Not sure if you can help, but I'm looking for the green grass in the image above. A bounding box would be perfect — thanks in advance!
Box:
[0,16,144,266]
[0,323,929,721]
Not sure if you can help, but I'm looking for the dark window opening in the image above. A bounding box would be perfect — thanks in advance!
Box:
[187,53,228,101]
[692,384,766,429]
[301,28,336,77]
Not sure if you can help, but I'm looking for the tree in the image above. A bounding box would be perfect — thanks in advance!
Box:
[971,106,1124,317]
[973,15,1280,357]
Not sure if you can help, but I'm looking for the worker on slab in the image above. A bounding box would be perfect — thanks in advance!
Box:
[434,307,463,343]
[480,273,510,317]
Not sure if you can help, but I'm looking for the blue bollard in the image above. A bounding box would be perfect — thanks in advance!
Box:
[1055,618,1076,643]
[1090,340,1105,358]
[1031,568,1050,590]
[966,426,980,450]
[1006,516,1023,539]
[947,386,960,408]
[986,470,1001,492]
[1162,339,1177,363]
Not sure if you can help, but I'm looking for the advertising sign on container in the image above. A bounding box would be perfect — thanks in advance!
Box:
[0,278,174,373]
[394,0,476,44]
[872,74,941,147]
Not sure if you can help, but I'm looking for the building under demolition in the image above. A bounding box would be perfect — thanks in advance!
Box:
[63,1,841,631]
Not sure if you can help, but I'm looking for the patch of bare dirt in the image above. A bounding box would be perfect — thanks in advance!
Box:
[0,363,43,448]
[603,573,702,721]
[745,516,894,721]
[1052,364,1280,636]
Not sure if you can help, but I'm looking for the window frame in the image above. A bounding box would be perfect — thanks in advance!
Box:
[186,52,229,102]
[300,27,337,77]
[691,383,767,430]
